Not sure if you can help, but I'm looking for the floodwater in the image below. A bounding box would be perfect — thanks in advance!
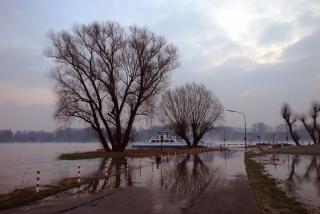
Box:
[0,143,259,213]
[0,144,257,213]
[0,143,248,194]
[256,154,320,209]
[0,143,102,194]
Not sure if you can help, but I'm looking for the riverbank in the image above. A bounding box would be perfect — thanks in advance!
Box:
[245,151,308,213]
[59,147,224,160]
[264,144,320,155]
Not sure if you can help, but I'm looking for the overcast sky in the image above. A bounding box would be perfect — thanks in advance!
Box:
[0,0,319,131]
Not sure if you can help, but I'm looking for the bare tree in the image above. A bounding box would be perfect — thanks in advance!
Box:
[281,103,300,146]
[160,83,224,147]
[46,21,179,151]
[300,102,320,144]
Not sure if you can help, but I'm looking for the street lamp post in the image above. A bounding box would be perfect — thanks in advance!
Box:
[160,133,163,153]
[226,109,247,148]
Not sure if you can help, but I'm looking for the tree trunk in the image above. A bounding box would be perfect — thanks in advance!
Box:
[177,132,192,147]
[192,138,201,147]
[287,124,300,146]
[301,120,317,144]
[94,128,111,151]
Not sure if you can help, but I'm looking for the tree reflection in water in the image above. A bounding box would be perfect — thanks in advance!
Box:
[81,157,133,193]
[286,155,320,195]
[169,154,211,205]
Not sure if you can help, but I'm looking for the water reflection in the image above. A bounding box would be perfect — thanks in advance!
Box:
[72,153,213,204]
[170,154,210,203]
[261,154,320,208]
[9,150,262,214]
[75,157,133,193]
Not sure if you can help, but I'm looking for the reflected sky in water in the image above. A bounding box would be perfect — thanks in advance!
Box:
[1,143,255,213]
[0,143,102,193]
[2,144,257,213]
[256,154,320,209]
[39,148,253,213]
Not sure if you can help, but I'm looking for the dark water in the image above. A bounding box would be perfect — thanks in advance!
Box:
[256,154,320,209]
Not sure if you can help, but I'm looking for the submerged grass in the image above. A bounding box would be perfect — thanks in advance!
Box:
[0,177,96,211]
[58,147,221,160]
[245,151,309,214]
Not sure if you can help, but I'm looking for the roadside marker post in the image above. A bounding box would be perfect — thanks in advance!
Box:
[77,165,81,183]
[36,170,40,193]
[104,162,108,177]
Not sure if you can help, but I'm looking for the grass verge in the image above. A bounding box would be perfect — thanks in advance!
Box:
[0,177,96,211]
[265,144,320,155]
[59,147,221,160]
[245,151,309,214]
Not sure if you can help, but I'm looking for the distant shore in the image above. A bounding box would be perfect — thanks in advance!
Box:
[58,147,225,160]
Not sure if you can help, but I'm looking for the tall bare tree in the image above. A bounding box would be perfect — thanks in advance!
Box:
[300,102,320,144]
[160,83,224,147]
[281,103,300,146]
[46,21,179,151]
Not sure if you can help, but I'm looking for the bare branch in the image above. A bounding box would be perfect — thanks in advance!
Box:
[160,82,224,147]
[47,21,179,151]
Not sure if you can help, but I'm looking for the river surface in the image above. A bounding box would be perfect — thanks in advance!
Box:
[1,144,260,214]
[0,143,245,194]
[0,143,102,194]
[256,154,320,210]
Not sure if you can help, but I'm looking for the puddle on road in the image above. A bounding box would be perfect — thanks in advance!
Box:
[255,154,320,209]
[27,149,248,212]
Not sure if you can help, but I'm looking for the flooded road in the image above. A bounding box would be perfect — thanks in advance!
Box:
[3,149,259,214]
[257,154,320,210]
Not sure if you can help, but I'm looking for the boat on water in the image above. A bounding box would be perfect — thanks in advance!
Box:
[132,131,187,149]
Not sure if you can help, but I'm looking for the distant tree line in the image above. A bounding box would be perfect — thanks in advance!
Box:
[0,123,313,143]
[0,128,97,143]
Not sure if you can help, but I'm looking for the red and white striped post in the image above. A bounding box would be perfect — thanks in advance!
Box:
[126,160,129,179]
[36,170,40,193]
[104,162,108,177]
[77,165,81,183]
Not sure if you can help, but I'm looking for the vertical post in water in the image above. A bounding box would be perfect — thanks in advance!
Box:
[36,170,40,193]
[104,162,108,177]
[126,160,129,180]
[77,165,81,183]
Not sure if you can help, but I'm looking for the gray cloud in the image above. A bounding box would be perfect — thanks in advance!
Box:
[0,0,319,130]
[282,29,320,61]
[259,22,293,46]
